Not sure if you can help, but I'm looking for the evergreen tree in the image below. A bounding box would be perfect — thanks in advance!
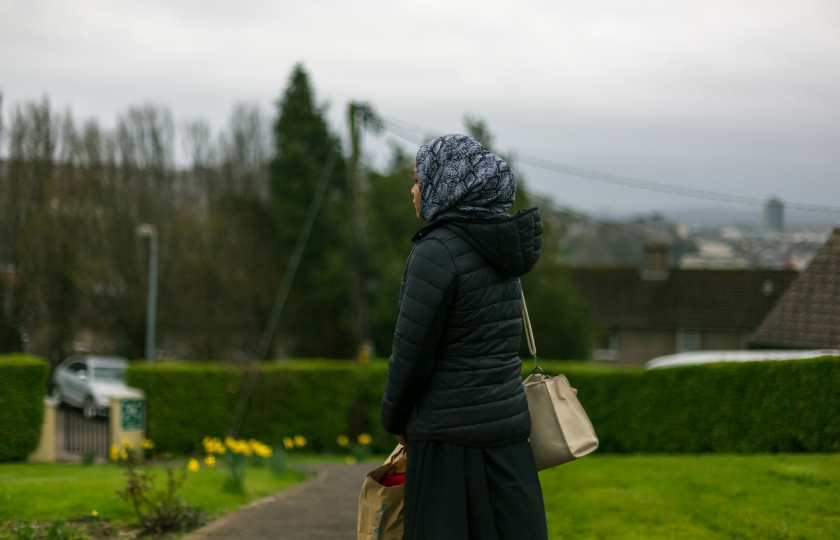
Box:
[365,145,420,355]
[268,64,355,357]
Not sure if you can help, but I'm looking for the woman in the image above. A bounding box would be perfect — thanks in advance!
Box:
[380,134,549,540]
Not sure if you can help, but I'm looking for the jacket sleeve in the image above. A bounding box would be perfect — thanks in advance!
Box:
[380,238,457,436]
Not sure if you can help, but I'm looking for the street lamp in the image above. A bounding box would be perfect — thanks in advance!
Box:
[136,224,158,363]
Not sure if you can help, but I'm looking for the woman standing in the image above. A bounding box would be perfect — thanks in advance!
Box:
[380,134,549,540]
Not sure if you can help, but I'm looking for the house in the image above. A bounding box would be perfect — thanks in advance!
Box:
[568,243,798,365]
[749,228,840,349]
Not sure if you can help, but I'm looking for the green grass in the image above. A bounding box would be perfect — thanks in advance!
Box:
[540,454,840,540]
[0,463,307,523]
[4,454,839,538]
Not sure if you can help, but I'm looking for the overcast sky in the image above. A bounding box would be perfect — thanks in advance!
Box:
[2,0,839,221]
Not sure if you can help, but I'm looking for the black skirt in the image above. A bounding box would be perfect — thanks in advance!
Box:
[404,439,549,540]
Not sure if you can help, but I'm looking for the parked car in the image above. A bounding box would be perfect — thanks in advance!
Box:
[51,355,129,418]
[645,349,840,370]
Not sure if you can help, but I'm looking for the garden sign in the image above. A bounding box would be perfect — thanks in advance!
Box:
[121,399,145,431]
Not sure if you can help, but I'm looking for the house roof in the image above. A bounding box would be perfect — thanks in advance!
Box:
[749,228,840,349]
[568,267,798,331]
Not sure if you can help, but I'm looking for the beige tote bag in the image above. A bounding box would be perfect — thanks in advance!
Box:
[357,445,406,540]
[521,290,599,470]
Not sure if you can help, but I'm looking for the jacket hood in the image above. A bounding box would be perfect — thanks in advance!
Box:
[412,207,542,277]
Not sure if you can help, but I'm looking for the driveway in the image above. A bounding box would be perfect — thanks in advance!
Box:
[183,463,371,540]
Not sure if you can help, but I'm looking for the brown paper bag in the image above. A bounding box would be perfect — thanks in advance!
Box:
[357,445,406,540]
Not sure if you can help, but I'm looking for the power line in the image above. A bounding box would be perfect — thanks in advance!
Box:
[381,122,750,272]
[380,116,840,214]
[226,147,339,437]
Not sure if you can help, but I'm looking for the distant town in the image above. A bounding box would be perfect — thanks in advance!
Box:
[561,198,833,271]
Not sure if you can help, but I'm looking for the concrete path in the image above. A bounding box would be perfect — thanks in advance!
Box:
[184,463,371,540]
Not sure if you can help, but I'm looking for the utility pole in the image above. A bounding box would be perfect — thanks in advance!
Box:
[347,102,382,362]
[136,223,158,362]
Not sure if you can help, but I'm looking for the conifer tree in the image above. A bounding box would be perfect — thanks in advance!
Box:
[268,64,355,357]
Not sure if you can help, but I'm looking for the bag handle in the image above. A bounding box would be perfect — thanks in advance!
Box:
[520,285,541,375]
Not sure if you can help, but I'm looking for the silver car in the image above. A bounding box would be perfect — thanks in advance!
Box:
[51,355,129,418]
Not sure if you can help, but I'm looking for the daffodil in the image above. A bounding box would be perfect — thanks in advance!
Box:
[357,433,372,446]
[202,437,226,455]
[119,449,128,460]
[337,435,349,446]
[109,445,119,461]
[91,510,98,517]
[345,455,357,464]
[121,438,133,450]
[249,440,272,458]
[283,437,294,450]
[202,437,215,454]
[141,438,154,450]
[187,458,200,472]
[294,435,306,448]
[204,455,216,467]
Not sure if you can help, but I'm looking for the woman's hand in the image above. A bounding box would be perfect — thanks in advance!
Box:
[396,434,409,449]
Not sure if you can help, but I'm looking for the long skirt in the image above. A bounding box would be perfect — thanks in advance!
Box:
[404,439,549,540]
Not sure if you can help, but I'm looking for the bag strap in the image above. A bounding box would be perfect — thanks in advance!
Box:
[520,286,542,375]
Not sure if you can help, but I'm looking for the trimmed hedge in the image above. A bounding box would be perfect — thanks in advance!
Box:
[568,356,840,453]
[127,357,840,455]
[127,360,387,454]
[0,354,49,461]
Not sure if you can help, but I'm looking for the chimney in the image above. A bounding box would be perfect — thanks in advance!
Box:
[640,240,669,281]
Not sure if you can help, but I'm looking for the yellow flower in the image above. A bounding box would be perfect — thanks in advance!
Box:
[119,449,128,460]
[357,433,372,446]
[109,445,119,461]
[294,435,307,449]
[345,455,357,464]
[283,437,294,450]
[222,438,252,456]
[91,510,98,517]
[121,438,133,450]
[337,435,349,446]
[187,458,200,472]
[249,440,272,458]
[141,438,154,450]
[203,437,228,455]
[204,455,216,467]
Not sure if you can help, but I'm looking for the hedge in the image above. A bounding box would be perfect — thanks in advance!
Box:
[0,354,49,461]
[127,357,840,455]
[127,360,388,454]
[569,356,840,453]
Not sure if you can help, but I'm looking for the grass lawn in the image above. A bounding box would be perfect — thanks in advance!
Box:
[0,462,308,523]
[540,454,840,540]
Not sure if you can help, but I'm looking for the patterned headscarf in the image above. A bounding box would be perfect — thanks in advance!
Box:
[416,134,516,222]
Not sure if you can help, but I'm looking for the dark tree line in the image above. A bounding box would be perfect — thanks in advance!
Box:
[0,65,592,366]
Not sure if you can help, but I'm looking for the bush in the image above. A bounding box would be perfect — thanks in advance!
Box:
[127,360,391,454]
[128,356,840,456]
[0,354,49,461]
[116,447,206,536]
[559,356,840,453]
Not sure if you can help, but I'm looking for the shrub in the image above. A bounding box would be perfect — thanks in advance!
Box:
[116,443,206,536]
[127,361,380,454]
[128,356,840,455]
[0,354,49,461]
[560,356,840,453]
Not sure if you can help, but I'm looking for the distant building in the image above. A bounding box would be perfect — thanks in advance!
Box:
[764,197,784,231]
[568,243,798,365]
[749,228,840,349]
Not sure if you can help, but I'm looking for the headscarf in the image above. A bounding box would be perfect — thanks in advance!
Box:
[415,134,516,222]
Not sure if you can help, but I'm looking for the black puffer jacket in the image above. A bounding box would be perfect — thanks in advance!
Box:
[380,207,542,448]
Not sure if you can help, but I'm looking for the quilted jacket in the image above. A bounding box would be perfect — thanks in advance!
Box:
[380,207,543,447]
